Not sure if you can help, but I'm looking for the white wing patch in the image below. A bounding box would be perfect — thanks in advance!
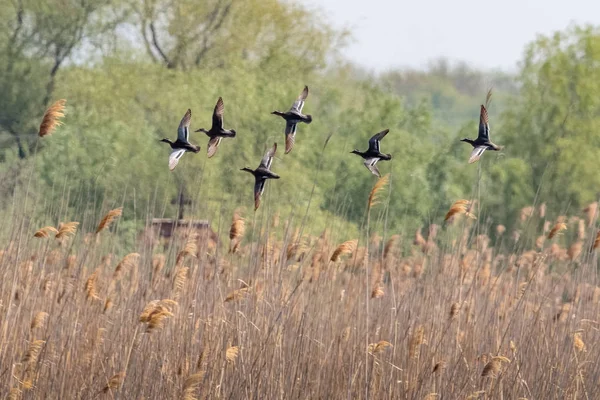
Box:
[169,149,186,171]
[468,146,487,164]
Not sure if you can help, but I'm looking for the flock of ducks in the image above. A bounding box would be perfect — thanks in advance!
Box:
[160,86,502,210]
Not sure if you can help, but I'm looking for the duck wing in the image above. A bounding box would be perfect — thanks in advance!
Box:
[207,136,222,158]
[368,129,389,152]
[290,85,309,113]
[468,146,487,164]
[477,105,490,141]
[212,97,224,131]
[253,178,267,210]
[259,142,277,170]
[169,148,186,171]
[364,158,381,177]
[285,122,297,154]
[177,109,192,142]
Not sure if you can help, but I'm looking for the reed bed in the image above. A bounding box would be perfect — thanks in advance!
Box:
[1,197,600,399]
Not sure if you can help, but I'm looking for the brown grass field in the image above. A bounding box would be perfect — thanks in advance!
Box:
[2,177,600,399]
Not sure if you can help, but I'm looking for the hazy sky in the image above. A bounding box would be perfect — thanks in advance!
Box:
[300,0,600,71]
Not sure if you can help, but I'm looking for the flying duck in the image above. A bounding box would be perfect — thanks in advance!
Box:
[351,129,392,177]
[160,109,201,171]
[461,97,503,163]
[271,86,312,154]
[195,97,236,158]
[241,143,280,210]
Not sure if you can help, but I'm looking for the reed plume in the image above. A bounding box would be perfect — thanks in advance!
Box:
[182,372,205,400]
[30,312,48,330]
[55,222,79,239]
[548,222,567,239]
[481,356,510,377]
[85,269,100,301]
[112,253,140,281]
[444,200,475,222]
[383,234,400,259]
[33,226,58,238]
[409,325,425,358]
[225,287,250,302]
[38,99,66,137]
[176,234,198,265]
[330,239,358,262]
[591,231,600,252]
[583,202,598,227]
[102,372,126,393]
[229,211,245,253]
[95,207,123,233]
[573,331,586,352]
[368,340,392,355]
[226,346,239,363]
[22,340,45,364]
[367,174,389,210]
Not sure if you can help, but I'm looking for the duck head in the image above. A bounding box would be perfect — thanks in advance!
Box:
[350,149,361,155]
[160,138,173,144]
[240,167,254,174]
[460,138,476,146]
[194,128,209,134]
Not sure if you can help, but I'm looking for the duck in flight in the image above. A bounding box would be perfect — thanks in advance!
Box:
[351,129,392,177]
[241,143,280,211]
[461,92,502,163]
[271,86,312,154]
[195,97,236,158]
[160,109,201,171]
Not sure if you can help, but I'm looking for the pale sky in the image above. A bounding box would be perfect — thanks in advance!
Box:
[300,0,600,71]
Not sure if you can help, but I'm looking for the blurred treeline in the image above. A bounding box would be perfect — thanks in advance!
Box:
[0,0,599,240]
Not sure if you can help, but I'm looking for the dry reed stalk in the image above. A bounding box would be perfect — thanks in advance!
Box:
[548,222,567,239]
[367,174,389,210]
[55,222,79,239]
[444,200,476,223]
[22,340,45,364]
[573,331,586,352]
[33,226,58,238]
[539,202,546,218]
[182,372,205,400]
[409,325,425,358]
[95,207,123,233]
[226,346,239,363]
[102,372,126,393]
[112,253,140,281]
[176,234,198,265]
[30,312,48,330]
[330,239,358,262]
[368,340,392,355]
[224,287,250,302]
[38,99,66,137]
[8,388,20,400]
[578,219,586,240]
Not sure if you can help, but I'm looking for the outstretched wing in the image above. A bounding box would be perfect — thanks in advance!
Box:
[212,97,224,131]
[368,129,389,152]
[290,85,309,112]
[477,105,490,141]
[253,178,267,210]
[177,109,191,142]
[259,142,277,169]
[207,136,222,158]
[364,158,381,177]
[468,146,487,164]
[285,122,297,154]
[169,149,186,171]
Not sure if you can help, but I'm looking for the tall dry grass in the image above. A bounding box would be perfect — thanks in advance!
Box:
[2,187,600,399]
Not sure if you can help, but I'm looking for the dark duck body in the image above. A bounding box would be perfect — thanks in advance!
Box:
[160,109,201,171]
[461,92,503,163]
[195,97,236,158]
[351,129,392,177]
[241,143,280,210]
[271,86,312,154]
